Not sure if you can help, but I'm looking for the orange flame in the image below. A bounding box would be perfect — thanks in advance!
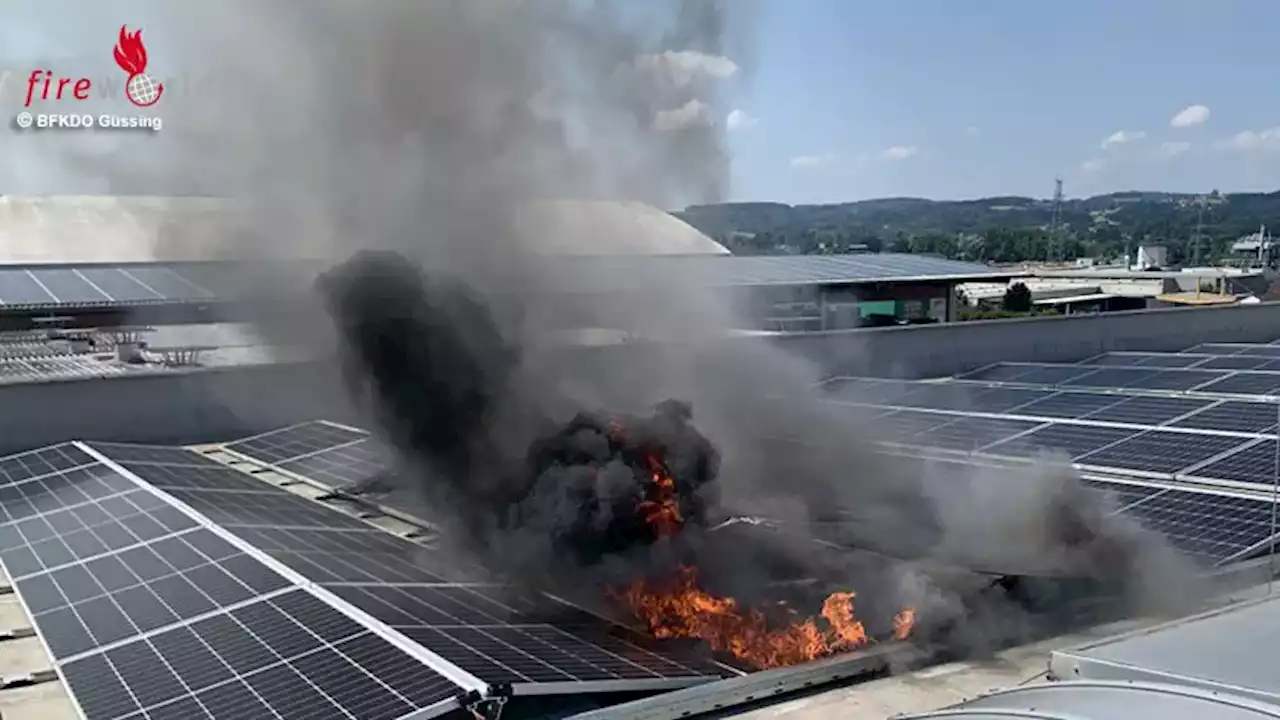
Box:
[892,607,916,640]
[637,454,683,537]
[617,566,896,669]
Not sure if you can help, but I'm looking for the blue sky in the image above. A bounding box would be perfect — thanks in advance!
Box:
[726,0,1280,203]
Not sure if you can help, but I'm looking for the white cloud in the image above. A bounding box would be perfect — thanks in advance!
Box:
[1158,140,1192,158]
[790,154,835,169]
[1216,127,1280,152]
[1170,104,1210,128]
[634,50,739,88]
[652,99,713,131]
[880,145,919,161]
[1079,158,1107,174]
[726,109,757,131]
[1101,130,1146,149]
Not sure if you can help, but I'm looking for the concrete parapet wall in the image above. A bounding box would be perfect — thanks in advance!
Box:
[2,302,1279,455]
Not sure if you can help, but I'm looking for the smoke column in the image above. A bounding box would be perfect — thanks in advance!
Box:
[38,0,1205,652]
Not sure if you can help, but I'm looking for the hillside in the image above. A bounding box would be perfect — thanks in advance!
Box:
[674,191,1280,264]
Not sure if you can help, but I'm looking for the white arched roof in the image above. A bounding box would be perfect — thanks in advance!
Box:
[517,200,730,256]
[0,196,730,264]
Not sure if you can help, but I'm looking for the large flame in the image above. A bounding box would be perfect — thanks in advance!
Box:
[113,26,150,76]
[616,436,916,669]
[617,566,918,669]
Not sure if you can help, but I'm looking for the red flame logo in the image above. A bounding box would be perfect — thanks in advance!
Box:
[113,25,164,108]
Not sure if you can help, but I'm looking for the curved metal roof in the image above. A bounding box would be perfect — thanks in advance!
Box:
[895,680,1280,720]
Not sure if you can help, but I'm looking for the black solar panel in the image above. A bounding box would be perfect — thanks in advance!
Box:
[912,417,1043,452]
[1170,402,1280,434]
[822,378,918,404]
[232,526,480,585]
[1184,440,1277,484]
[1184,343,1247,355]
[1131,354,1213,368]
[956,364,1038,382]
[1081,396,1213,426]
[121,463,279,493]
[1124,370,1224,392]
[1077,431,1250,475]
[892,385,978,411]
[166,488,374,530]
[1080,480,1164,509]
[962,387,1053,413]
[1232,346,1280,359]
[330,584,724,687]
[88,442,226,468]
[0,269,57,304]
[225,422,369,465]
[59,589,467,720]
[984,423,1136,459]
[1119,490,1280,564]
[1082,354,1147,366]
[1254,359,1280,373]
[875,410,959,438]
[1189,355,1271,370]
[1008,366,1099,385]
[1004,392,1126,419]
[1061,367,1159,389]
[276,439,392,490]
[0,444,96,485]
[1194,372,1280,397]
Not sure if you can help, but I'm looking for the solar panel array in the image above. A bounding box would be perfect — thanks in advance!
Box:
[818,338,1280,569]
[0,265,221,309]
[0,437,727,720]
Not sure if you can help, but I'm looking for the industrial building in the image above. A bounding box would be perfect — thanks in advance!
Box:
[4,198,1280,719]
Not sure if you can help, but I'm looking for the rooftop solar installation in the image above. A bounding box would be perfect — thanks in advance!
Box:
[0,264,218,309]
[223,422,370,466]
[0,439,731,720]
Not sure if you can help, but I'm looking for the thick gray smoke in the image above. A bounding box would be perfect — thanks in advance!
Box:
[49,0,1204,659]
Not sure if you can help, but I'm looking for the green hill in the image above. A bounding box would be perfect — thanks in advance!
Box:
[675,190,1280,264]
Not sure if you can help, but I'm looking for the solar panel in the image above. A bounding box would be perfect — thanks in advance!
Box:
[1183,440,1277,484]
[875,410,960,438]
[111,454,725,694]
[956,364,1038,382]
[821,378,918,404]
[1194,372,1280,397]
[1124,369,1224,392]
[892,385,976,411]
[1232,346,1280,359]
[59,589,469,720]
[1254,360,1280,373]
[1082,354,1147,367]
[120,463,279,493]
[1060,367,1158,389]
[983,423,1136,459]
[964,387,1053,413]
[122,266,215,301]
[1188,355,1271,370]
[1131,354,1212,368]
[329,583,724,689]
[1003,392,1127,419]
[1081,480,1164,509]
[77,268,163,303]
[1119,489,1280,565]
[276,439,392,490]
[224,422,369,465]
[1080,396,1213,426]
[1077,431,1250,476]
[30,268,111,304]
[88,442,227,468]
[912,417,1043,452]
[0,444,96,484]
[1007,366,1099,385]
[0,269,57,305]
[1170,402,1279,434]
[1184,343,1247,355]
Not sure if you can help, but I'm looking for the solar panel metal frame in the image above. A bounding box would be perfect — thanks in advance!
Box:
[0,264,220,310]
[223,421,372,467]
